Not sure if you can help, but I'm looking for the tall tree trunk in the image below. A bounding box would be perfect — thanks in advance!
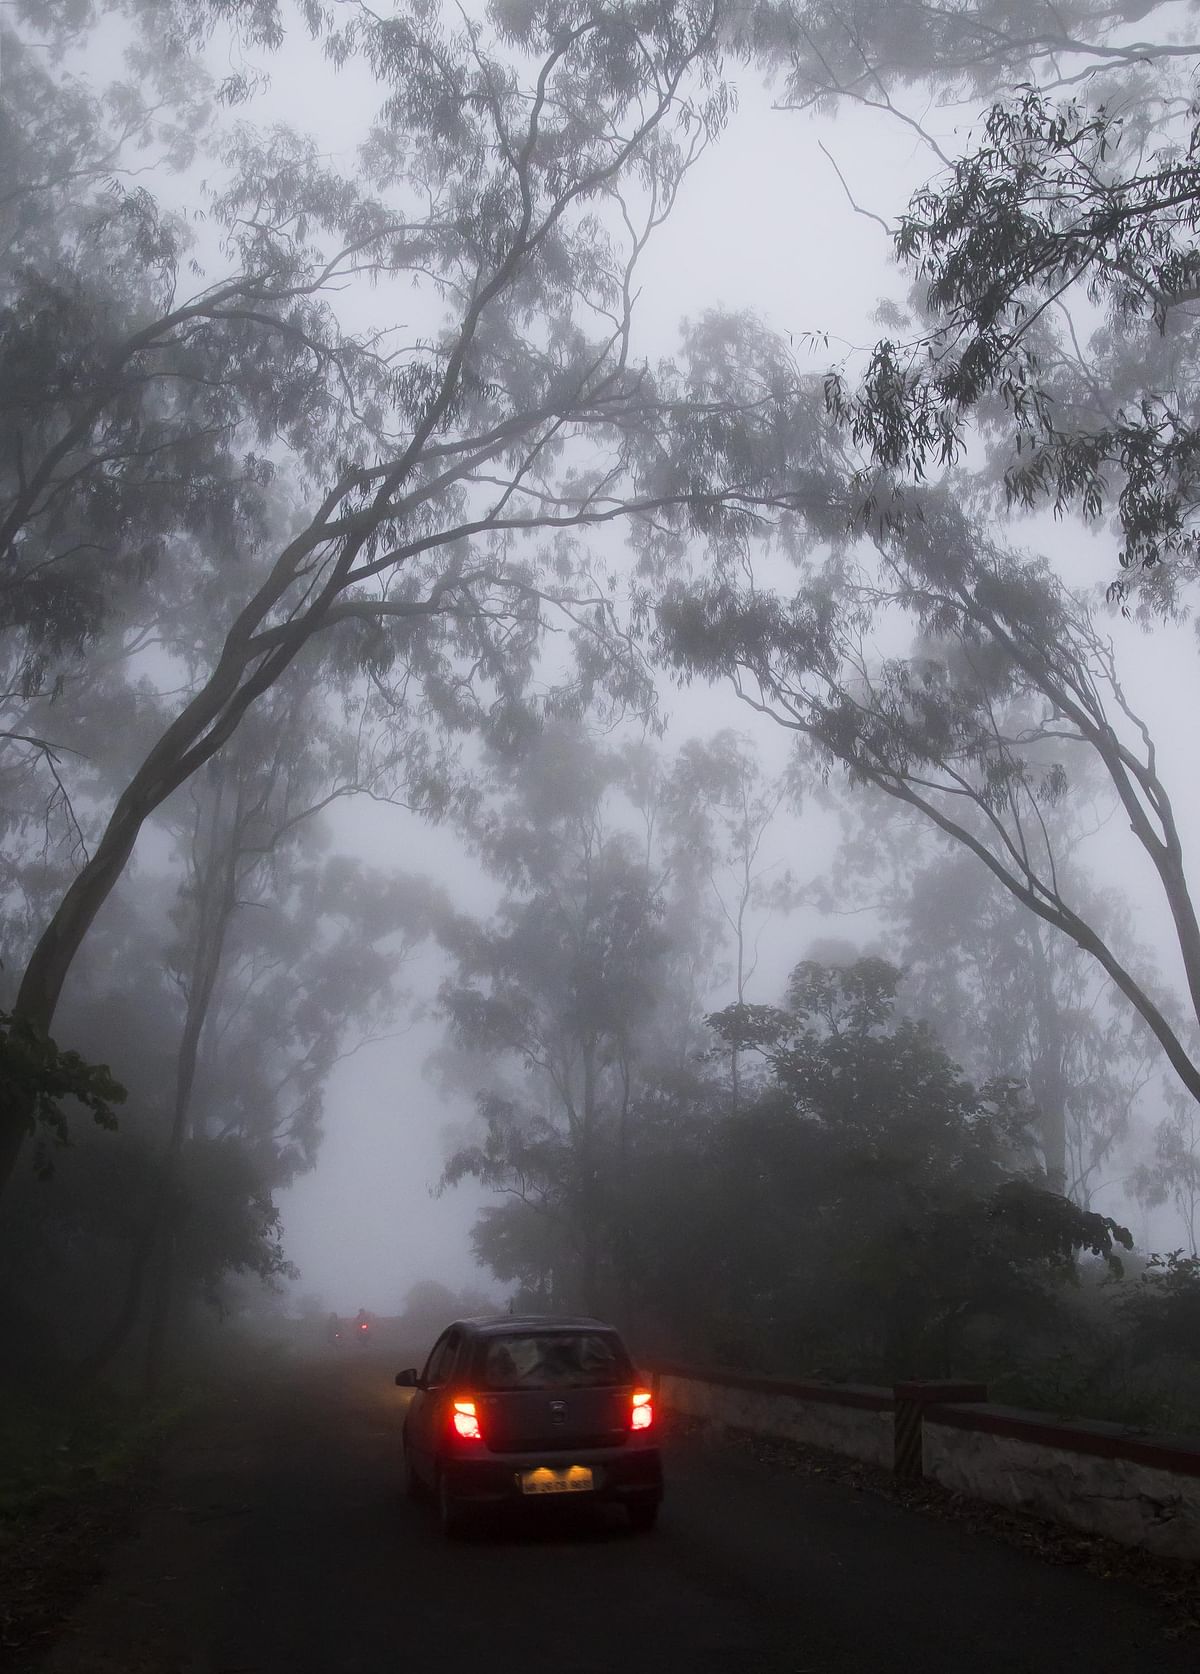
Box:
[577,1040,600,1314]
[1026,925,1068,1195]
[615,1052,633,1331]
[74,774,240,1378]
[142,1225,176,1397]
[73,1202,159,1383]
[1,552,343,1203]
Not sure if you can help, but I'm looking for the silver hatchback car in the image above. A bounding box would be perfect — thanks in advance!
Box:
[396,1314,663,1536]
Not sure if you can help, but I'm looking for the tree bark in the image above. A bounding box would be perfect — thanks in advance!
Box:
[73,771,240,1377]
[142,1224,176,1397]
[1025,924,1069,1195]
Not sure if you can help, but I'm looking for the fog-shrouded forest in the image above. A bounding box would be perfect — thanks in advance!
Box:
[6,0,1200,1451]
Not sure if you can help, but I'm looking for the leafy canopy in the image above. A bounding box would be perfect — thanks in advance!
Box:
[0,1010,125,1180]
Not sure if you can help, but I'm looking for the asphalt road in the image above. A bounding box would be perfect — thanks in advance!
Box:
[37,1355,1197,1674]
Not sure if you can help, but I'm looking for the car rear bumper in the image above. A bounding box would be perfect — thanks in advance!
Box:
[441,1444,663,1507]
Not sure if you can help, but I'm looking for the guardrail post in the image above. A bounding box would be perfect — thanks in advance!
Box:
[892,1381,988,1480]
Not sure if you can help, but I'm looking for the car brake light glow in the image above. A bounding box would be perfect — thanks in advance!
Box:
[450,1398,483,1441]
[630,1389,653,1431]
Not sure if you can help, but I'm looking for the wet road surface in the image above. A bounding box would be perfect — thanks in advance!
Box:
[38,1356,1197,1674]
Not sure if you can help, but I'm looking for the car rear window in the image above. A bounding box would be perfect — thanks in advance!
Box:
[478,1332,631,1390]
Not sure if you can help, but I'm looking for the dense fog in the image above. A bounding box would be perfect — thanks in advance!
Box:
[3,0,1200,1437]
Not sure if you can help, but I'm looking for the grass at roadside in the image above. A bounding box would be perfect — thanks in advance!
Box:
[0,1376,184,1671]
[0,1339,317,1669]
[0,1380,174,1522]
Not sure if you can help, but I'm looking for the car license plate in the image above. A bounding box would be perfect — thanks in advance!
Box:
[520,1466,594,1495]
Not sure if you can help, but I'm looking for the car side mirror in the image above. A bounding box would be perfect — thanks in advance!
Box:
[395,1368,419,1387]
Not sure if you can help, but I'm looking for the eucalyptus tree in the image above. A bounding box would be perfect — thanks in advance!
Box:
[438,725,680,1312]
[438,723,799,1312]
[27,660,434,1380]
[820,84,1200,600]
[36,837,430,1382]
[648,6,1200,1155]
[665,731,798,1006]
[137,844,431,1385]
[2,0,842,1200]
[1134,1079,1200,1256]
[7,838,421,1376]
[658,490,1200,1120]
[663,730,800,1105]
[826,800,1157,1199]
[738,1,1189,113]
[123,666,432,1383]
[736,4,1200,602]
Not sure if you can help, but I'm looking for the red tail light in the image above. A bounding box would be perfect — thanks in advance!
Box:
[630,1389,653,1431]
[450,1398,483,1442]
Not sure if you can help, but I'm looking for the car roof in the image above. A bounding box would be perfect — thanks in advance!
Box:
[454,1313,617,1337]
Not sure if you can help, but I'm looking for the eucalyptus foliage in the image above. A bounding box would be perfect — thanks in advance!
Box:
[437,723,703,1311]
[1,0,838,1198]
[738,0,1176,110]
[825,88,1200,588]
[660,483,1200,1129]
[737,4,1200,596]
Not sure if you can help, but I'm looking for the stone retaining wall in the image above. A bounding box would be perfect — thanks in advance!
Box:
[924,1401,1200,1561]
[654,1363,1200,1561]
[656,1364,894,1468]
